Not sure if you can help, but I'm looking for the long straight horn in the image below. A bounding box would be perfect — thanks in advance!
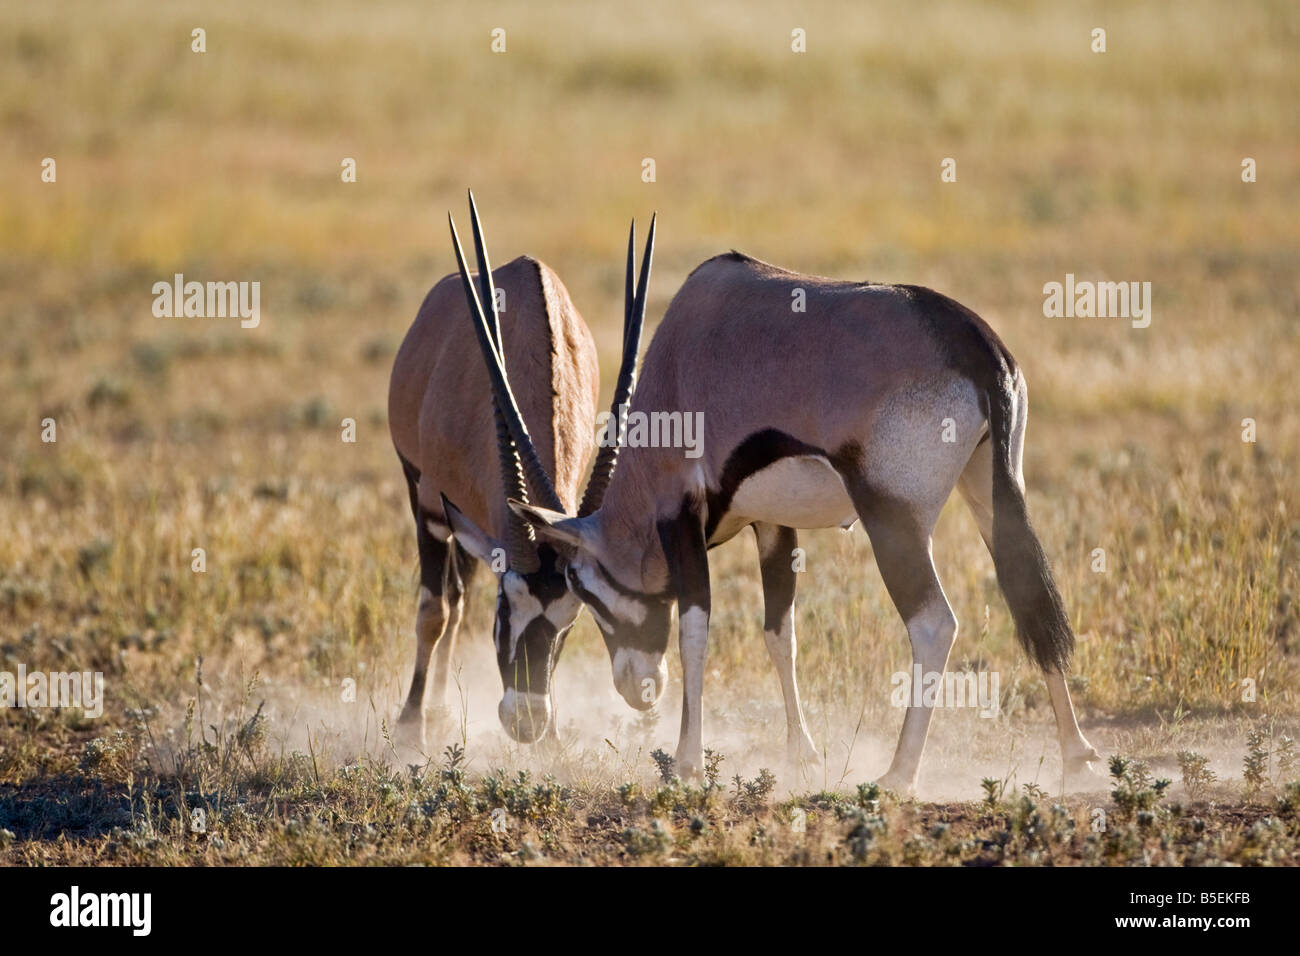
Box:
[467,190,504,354]
[449,211,564,511]
[464,191,536,571]
[579,213,655,516]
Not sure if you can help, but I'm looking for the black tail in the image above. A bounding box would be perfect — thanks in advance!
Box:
[987,382,1074,673]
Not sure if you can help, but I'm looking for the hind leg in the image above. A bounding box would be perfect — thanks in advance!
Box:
[873,530,956,790]
[854,497,957,796]
[957,439,1101,782]
[754,523,819,775]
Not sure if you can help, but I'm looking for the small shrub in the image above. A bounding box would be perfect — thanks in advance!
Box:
[1176,750,1216,801]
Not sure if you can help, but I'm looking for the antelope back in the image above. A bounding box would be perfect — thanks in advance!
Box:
[389,255,599,538]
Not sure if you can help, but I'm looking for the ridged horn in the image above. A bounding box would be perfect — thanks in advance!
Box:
[465,192,536,573]
[578,213,655,516]
[449,194,563,571]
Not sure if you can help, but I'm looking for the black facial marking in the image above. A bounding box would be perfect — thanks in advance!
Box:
[564,565,615,629]
[496,545,572,695]
[494,590,511,651]
[521,544,568,603]
[574,559,673,657]
[510,616,557,694]
[597,558,666,601]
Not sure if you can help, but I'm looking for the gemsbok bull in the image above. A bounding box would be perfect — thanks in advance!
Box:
[388,192,612,748]
[502,250,1101,793]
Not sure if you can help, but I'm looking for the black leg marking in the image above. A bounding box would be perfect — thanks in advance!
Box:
[400,506,450,721]
[659,495,711,615]
[756,523,798,633]
[705,429,826,541]
[658,496,711,753]
[398,452,422,524]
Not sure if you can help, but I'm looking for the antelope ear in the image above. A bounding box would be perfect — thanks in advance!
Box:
[441,494,503,570]
[507,499,588,554]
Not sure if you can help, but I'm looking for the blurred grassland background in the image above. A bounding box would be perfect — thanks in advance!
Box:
[1,0,1298,800]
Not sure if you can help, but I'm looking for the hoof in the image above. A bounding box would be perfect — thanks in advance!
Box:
[1064,751,1105,789]
[786,736,823,783]
[393,715,427,758]
[534,720,564,759]
[875,770,916,797]
[675,758,703,782]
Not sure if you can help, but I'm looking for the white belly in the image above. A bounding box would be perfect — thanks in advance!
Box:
[728,455,857,530]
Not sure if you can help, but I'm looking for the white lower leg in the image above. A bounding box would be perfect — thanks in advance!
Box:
[1045,670,1099,764]
[429,597,463,714]
[762,609,817,762]
[675,606,709,776]
[882,601,957,790]
[399,586,446,724]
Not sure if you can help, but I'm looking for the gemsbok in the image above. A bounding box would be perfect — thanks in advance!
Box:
[447,208,841,772]
[388,192,614,748]
[502,250,1101,793]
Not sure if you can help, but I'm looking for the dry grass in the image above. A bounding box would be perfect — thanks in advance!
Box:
[1,0,1298,864]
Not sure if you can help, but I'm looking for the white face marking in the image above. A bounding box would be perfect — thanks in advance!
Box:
[500,573,542,660]
[424,518,451,542]
[611,647,667,701]
[543,589,583,629]
[573,561,648,626]
[499,688,551,722]
[729,455,856,529]
[497,574,582,660]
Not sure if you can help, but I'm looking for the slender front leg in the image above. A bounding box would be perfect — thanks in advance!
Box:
[396,511,451,751]
[754,523,819,772]
[539,624,574,749]
[659,497,711,779]
[429,544,474,721]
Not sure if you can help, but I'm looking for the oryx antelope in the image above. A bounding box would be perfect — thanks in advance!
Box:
[447,209,832,768]
[388,192,606,747]
[507,251,1101,792]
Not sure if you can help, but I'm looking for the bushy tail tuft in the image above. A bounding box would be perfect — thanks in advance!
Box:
[987,382,1074,673]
